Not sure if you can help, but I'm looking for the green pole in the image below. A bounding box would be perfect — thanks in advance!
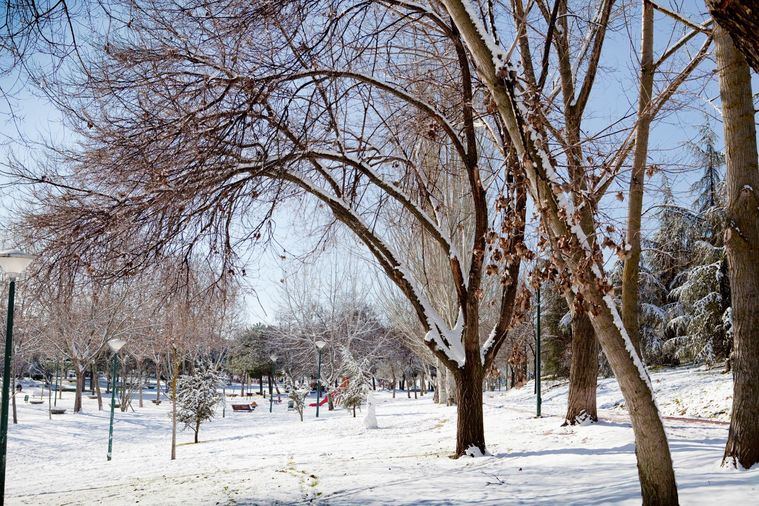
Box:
[107,353,119,461]
[536,284,542,418]
[315,349,322,418]
[0,279,16,502]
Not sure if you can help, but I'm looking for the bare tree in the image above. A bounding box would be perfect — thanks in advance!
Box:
[13,0,527,456]
[437,0,712,501]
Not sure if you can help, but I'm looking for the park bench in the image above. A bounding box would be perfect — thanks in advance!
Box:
[29,399,44,405]
[50,408,66,415]
[232,403,256,412]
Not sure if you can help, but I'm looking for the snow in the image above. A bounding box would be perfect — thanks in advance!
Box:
[603,294,654,393]
[480,326,497,364]
[6,367,757,505]
[459,0,510,70]
[398,264,466,367]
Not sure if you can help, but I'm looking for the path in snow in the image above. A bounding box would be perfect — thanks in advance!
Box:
[6,366,757,505]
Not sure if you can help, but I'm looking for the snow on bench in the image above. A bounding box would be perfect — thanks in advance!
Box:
[231,403,257,412]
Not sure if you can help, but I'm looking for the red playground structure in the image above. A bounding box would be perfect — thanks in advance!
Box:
[309,377,349,407]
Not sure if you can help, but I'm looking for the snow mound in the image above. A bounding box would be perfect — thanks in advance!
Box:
[464,445,489,458]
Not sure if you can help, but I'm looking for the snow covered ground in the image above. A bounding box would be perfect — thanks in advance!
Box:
[6,366,757,505]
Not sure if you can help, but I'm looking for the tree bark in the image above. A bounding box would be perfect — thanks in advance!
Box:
[445,368,456,406]
[170,351,180,461]
[621,0,654,357]
[583,286,677,504]
[435,359,444,404]
[564,310,599,424]
[138,364,144,408]
[453,364,485,456]
[95,368,103,411]
[11,364,17,425]
[73,364,85,413]
[713,24,759,470]
[155,361,161,403]
[707,0,759,73]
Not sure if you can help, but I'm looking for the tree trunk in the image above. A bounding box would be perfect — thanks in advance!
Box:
[155,361,161,403]
[194,419,200,444]
[621,0,654,357]
[565,310,599,425]
[90,364,96,395]
[170,351,180,461]
[73,364,85,413]
[583,286,677,504]
[138,364,144,408]
[714,24,759,470]
[95,369,103,411]
[446,368,456,406]
[453,365,485,456]
[11,366,17,425]
[434,360,443,404]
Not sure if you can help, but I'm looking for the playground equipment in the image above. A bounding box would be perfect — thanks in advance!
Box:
[308,378,348,407]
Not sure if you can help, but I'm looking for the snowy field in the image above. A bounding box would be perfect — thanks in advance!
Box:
[6,367,757,505]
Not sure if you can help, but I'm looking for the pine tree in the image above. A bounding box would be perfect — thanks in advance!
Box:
[339,348,369,418]
[540,283,571,378]
[639,180,693,363]
[690,123,726,215]
[175,360,222,443]
[662,124,731,365]
[286,375,309,422]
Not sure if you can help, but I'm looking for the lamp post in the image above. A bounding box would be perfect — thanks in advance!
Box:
[314,340,326,418]
[106,338,126,461]
[0,249,35,502]
[535,283,542,418]
[269,354,277,413]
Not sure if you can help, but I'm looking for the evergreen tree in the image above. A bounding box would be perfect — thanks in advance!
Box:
[539,283,571,378]
[286,375,309,422]
[661,124,731,365]
[175,360,222,443]
[339,348,369,418]
[690,123,726,214]
[639,181,698,364]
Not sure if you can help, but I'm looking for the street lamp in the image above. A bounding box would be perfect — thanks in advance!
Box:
[269,354,277,413]
[314,340,326,418]
[535,283,542,418]
[0,249,35,501]
[106,338,126,461]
